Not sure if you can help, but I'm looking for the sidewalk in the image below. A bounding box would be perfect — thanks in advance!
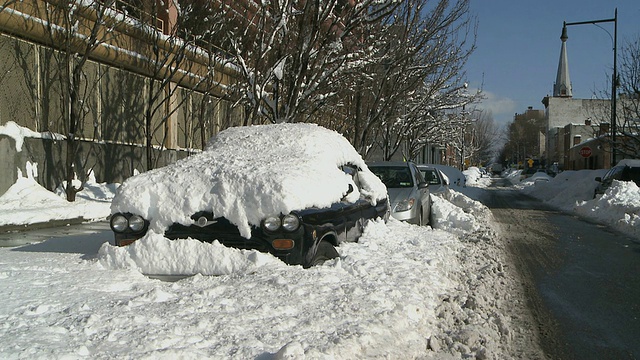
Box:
[0,218,111,248]
[0,217,90,233]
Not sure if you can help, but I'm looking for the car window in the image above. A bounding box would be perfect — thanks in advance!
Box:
[421,169,441,185]
[369,166,414,188]
[340,164,362,202]
[605,167,625,182]
[601,168,616,181]
[341,165,360,187]
[622,167,640,185]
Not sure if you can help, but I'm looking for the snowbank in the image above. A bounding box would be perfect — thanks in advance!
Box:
[463,167,492,188]
[0,166,114,227]
[522,169,640,238]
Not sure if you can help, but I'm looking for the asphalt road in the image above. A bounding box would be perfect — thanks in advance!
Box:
[474,179,640,360]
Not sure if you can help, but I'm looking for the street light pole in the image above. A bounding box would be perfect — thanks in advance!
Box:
[564,8,618,167]
[460,105,466,170]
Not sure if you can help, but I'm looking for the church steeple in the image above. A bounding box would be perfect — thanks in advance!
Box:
[554,23,572,97]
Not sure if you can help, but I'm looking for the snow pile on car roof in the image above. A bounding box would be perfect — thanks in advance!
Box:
[111,123,387,238]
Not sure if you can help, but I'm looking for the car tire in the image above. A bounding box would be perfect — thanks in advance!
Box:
[311,241,339,266]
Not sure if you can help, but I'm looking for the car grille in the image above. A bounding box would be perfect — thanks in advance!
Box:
[165,216,270,252]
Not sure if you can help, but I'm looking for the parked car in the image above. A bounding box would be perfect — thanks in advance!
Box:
[417,164,450,197]
[519,167,537,181]
[110,123,389,268]
[367,161,431,225]
[429,164,466,188]
[489,163,503,175]
[593,159,640,198]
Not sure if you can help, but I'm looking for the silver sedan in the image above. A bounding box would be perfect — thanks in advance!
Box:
[367,161,431,226]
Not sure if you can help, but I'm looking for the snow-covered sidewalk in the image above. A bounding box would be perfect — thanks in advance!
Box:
[0,167,115,229]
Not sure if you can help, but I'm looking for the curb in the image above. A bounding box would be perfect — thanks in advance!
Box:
[0,217,93,233]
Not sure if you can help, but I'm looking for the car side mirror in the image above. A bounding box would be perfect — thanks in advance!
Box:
[418,181,428,189]
[595,177,602,182]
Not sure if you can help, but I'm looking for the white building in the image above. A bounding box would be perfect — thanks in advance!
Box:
[541,23,613,170]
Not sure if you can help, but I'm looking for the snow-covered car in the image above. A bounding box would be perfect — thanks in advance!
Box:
[519,167,537,181]
[489,163,503,175]
[367,161,431,225]
[594,159,640,198]
[109,123,389,268]
[429,164,466,188]
[417,164,450,197]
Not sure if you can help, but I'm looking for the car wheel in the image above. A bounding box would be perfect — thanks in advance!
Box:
[311,241,339,266]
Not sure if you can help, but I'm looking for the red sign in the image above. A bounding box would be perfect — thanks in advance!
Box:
[579,146,592,158]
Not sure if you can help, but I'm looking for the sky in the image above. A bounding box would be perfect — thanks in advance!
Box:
[466,0,640,129]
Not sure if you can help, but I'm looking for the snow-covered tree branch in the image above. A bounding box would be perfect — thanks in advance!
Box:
[336,0,480,160]
[209,0,399,125]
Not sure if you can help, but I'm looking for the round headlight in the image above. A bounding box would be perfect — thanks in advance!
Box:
[128,215,145,232]
[282,214,300,231]
[111,214,128,232]
[196,216,208,227]
[263,216,281,232]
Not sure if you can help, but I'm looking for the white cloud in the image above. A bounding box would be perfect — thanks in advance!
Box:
[474,90,518,128]
[476,90,524,126]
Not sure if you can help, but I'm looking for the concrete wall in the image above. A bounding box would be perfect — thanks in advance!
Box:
[545,97,610,166]
[566,137,610,170]
[0,134,191,196]
[0,136,20,195]
[0,32,242,198]
[547,98,590,129]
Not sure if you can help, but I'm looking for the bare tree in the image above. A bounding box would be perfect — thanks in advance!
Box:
[615,35,640,159]
[584,35,640,163]
[176,1,246,149]
[216,0,398,125]
[339,0,478,161]
[128,2,201,170]
[466,109,500,166]
[34,0,119,201]
[123,1,234,170]
[501,115,544,166]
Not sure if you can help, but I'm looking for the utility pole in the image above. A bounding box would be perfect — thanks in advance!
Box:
[563,8,617,166]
